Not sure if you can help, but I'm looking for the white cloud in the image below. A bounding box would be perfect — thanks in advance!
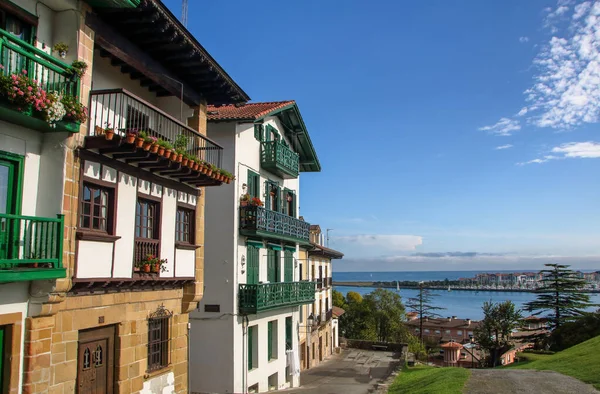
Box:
[551,141,600,157]
[479,118,521,136]
[517,140,600,164]
[516,107,528,116]
[495,144,514,150]
[334,234,423,253]
[519,36,530,43]
[525,1,600,129]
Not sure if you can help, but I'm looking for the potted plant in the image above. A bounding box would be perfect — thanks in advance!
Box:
[142,135,157,151]
[156,139,167,156]
[251,197,264,207]
[187,154,195,169]
[133,260,141,273]
[192,157,200,171]
[136,131,147,148]
[181,153,189,166]
[143,261,151,273]
[174,133,188,152]
[53,42,69,59]
[269,186,277,197]
[175,148,184,163]
[162,140,173,158]
[240,193,251,207]
[104,123,115,140]
[199,160,209,174]
[66,60,88,78]
[60,94,88,127]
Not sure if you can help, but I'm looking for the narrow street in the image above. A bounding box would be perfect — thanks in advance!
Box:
[287,349,401,394]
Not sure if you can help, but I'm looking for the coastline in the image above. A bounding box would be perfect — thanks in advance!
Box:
[332,281,600,294]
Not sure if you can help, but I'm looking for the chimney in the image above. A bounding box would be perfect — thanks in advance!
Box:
[424,317,428,322]
[447,317,452,322]
[452,316,457,319]
[466,319,471,326]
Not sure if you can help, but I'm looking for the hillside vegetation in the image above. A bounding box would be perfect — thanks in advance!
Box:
[388,365,470,394]
[506,335,600,389]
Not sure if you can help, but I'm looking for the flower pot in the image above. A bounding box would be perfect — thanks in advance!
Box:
[59,51,67,59]
[225,177,231,184]
[201,166,209,175]
[126,133,136,144]
[135,137,144,148]
[133,266,140,273]
[170,151,178,161]
[105,129,115,140]
[142,141,152,151]
[164,149,172,158]
[157,147,165,156]
[182,158,188,166]
[143,264,151,273]
[177,154,183,163]
[95,125,104,136]
[188,160,195,169]
[206,169,212,177]
[241,201,249,207]
[193,163,200,171]
[150,143,159,153]
[270,192,276,197]
[152,263,160,273]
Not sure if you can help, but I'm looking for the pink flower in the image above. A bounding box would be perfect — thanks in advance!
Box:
[11,74,17,80]
[27,86,32,91]
[21,70,27,75]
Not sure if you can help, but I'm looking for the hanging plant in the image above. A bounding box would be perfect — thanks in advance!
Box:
[65,60,88,78]
[52,42,69,59]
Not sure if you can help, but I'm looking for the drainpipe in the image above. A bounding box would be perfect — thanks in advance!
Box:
[242,315,249,393]
[188,322,191,392]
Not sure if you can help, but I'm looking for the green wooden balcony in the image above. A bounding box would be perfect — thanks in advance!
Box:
[239,205,310,244]
[238,281,316,314]
[0,28,81,133]
[261,140,299,178]
[0,214,66,282]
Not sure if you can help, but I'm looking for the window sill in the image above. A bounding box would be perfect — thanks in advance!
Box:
[76,231,121,243]
[175,242,202,250]
[144,365,173,380]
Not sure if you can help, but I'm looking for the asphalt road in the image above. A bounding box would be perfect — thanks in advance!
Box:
[286,349,401,394]
[465,369,599,394]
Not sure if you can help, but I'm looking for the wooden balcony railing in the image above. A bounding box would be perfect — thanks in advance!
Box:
[89,89,223,168]
[0,213,66,282]
[0,28,81,133]
[134,238,160,265]
[239,205,310,244]
[261,140,299,179]
[238,281,316,314]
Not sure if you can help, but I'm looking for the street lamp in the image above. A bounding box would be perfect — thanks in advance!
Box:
[298,314,315,371]
[470,335,474,368]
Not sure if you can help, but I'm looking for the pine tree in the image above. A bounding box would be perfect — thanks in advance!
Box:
[474,300,522,367]
[405,282,445,342]
[524,263,596,330]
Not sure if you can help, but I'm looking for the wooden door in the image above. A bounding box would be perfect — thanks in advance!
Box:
[267,249,279,283]
[0,159,17,262]
[284,251,293,282]
[246,245,259,284]
[319,337,323,361]
[77,326,114,394]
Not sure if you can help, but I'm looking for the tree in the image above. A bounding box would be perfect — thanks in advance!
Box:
[524,264,597,330]
[339,291,374,340]
[363,288,408,342]
[474,300,522,367]
[332,289,346,309]
[549,313,600,351]
[405,282,445,342]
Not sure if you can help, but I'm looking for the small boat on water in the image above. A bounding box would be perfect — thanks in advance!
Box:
[448,286,451,292]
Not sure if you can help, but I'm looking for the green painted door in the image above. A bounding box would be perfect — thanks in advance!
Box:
[246,245,259,285]
[285,317,292,350]
[284,251,293,282]
[0,159,17,261]
[267,249,279,283]
[0,326,4,389]
[247,326,253,370]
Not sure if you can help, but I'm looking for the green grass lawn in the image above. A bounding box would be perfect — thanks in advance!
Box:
[505,335,600,389]
[388,365,471,394]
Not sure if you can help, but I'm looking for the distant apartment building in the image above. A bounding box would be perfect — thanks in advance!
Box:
[298,225,344,371]
[190,101,321,393]
[406,316,480,344]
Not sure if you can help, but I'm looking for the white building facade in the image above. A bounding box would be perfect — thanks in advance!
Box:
[190,101,321,393]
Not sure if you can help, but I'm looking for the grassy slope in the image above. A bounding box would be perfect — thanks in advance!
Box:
[388,365,471,394]
[505,335,600,389]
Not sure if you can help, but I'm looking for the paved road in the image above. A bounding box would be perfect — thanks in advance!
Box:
[286,349,401,394]
[465,369,599,394]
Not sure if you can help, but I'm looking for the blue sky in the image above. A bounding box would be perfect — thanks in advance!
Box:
[166,0,600,271]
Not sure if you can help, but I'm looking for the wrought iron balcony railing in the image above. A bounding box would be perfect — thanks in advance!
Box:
[238,281,316,314]
[89,89,223,168]
[239,205,310,244]
[0,213,66,282]
[261,140,299,179]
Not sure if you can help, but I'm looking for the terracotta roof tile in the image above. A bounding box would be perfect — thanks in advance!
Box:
[207,101,295,121]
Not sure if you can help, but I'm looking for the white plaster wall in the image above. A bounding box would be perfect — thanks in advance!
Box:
[91,54,193,122]
[111,172,137,278]
[141,370,175,394]
[174,248,195,278]
[76,240,113,278]
[332,318,339,348]
[160,187,177,277]
[0,282,29,394]
[0,120,66,218]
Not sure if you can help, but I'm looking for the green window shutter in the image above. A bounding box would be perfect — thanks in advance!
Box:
[247,170,259,199]
[0,326,4,387]
[277,186,283,213]
[284,251,293,282]
[248,326,253,370]
[254,124,264,141]
[268,321,273,360]
[264,181,270,209]
[285,317,292,350]
[247,246,259,284]
[267,249,277,283]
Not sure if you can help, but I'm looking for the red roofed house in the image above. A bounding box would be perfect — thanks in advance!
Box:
[190,101,321,393]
